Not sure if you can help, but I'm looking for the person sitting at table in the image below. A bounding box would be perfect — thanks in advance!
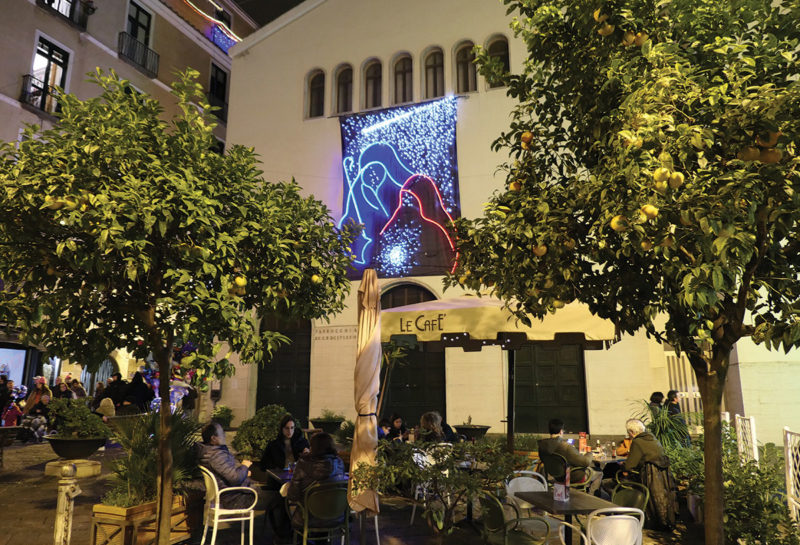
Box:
[260,414,311,471]
[197,421,257,509]
[620,418,677,529]
[417,411,445,443]
[386,412,408,442]
[377,418,391,440]
[538,418,595,487]
[282,432,346,527]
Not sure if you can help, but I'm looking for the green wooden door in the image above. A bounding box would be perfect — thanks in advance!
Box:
[514,344,588,434]
[256,320,311,423]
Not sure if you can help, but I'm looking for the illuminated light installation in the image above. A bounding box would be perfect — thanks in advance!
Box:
[181,0,242,53]
[338,96,460,278]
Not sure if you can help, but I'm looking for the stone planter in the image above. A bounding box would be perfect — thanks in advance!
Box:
[91,496,190,545]
[454,424,491,441]
[309,418,344,435]
[46,436,106,459]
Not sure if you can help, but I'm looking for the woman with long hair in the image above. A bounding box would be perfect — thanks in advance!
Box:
[23,377,51,415]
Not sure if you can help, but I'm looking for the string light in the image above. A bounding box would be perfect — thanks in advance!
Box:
[180,0,241,52]
[338,96,460,278]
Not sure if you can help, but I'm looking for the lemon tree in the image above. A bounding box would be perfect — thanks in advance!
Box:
[449,1,800,543]
[0,69,356,544]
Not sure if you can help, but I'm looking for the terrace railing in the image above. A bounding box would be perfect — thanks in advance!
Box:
[118,32,159,79]
[20,74,61,115]
[784,427,800,521]
[36,0,94,30]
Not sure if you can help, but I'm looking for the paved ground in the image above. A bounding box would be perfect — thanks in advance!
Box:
[0,442,702,545]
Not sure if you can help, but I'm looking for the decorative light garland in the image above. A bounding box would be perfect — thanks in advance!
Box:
[181,0,242,49]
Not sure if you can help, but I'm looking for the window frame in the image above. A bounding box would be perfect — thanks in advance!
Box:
[306,69,325,119]
[392,54,413,105]
[485,36,510,89]
[334,64,353,114]
[454,41,477,94]
[126,0,153,47]
[29,31,73,113]
[423,48,445,99]
[363,59,382,110]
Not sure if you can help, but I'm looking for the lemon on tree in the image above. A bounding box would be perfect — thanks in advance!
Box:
[640,204,659,220]
[668,172,684,189]
[610,214,628,232]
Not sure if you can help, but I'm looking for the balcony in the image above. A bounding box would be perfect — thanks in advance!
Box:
[207,93,228,123]
[117,32,159,79]
[36,0,95,31]
[20,74,61,116]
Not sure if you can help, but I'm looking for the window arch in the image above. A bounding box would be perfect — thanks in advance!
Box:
[454,41,477,93]
[307,70,325,118]
[486,36,509,88]
[334,65,353,114]
[381,283,437,310]
[393,54,413,104]
[424,48,444,99]
[364,60,382,109]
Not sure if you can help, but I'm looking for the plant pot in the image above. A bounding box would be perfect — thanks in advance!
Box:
[454,425,491,441]
[91,496,190,545]
[310,418,344,434]
[46,436,106,459]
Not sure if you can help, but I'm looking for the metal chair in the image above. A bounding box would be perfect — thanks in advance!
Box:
[505,470,548,513]
[478,491,550,545]
[539,452,595,492]
[558,521,589,545]
[611,481,650,513]
[199,466,258,545]
[586,507,645,545]
[291,481,350,545]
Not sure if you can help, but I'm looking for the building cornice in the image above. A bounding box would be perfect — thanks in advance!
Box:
[219,0,259,30]
[230,0,326,57]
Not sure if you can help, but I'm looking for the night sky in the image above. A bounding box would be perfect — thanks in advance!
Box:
[232,0,306,26]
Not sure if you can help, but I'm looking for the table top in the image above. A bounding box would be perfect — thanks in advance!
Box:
[516,490,617,515]
[594,456,627,465]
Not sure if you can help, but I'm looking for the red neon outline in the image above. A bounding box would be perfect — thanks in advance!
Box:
[379,175,460,273]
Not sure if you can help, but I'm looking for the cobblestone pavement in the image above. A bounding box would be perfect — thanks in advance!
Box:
[0,442,701,545]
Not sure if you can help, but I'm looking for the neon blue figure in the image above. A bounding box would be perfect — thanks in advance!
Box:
[339,142,415,266]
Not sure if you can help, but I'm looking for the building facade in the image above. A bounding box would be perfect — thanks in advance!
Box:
[228,0,796,443]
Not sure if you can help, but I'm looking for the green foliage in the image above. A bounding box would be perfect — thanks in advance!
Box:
[634,400,692,448]
[315,409,346,421]
[103,411,201,507]
[352,440,526,534]
[231,403,287,458]
[48,398,110,438]
[211,405,234,429]
[512,434,539,451]
[0,68,357,385]
[334,419,356,446]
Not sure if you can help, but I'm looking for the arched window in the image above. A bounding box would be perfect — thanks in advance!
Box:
[455,42,477,93]
[307,70,325,118]
[487,37,509,88]
[424,49,444,99]
[335,66,353,113]
[364,61,382,109]
[393,55,413,104]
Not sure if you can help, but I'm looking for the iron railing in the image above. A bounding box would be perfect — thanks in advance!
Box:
[36,0,94,30]
[20,74,61,115]
[117,32,159,79]
[207,93,228,123]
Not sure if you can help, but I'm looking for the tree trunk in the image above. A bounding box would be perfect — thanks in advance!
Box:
[155,347,174,545]
[696,364,727,545]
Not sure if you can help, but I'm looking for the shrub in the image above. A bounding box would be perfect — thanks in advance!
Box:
[48,398,111,438]
[231,404,288,458]
[314,409,346,421]
[335,419,355,446]
[211,405,234,429]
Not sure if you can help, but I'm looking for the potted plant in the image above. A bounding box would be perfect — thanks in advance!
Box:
[46,398,111,458]
[453,415,491,442]
[211,404,234,429]
[91,411,201,545]
[512,433,539,462]
[309,409,346,435]
[230,403,288,458]
[334,419,355,465]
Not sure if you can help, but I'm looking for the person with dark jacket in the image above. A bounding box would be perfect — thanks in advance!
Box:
[260,414,310,471]
[386,413,408,442]
[197,422,256,510]
[284,432,345,527]
[538,418,595,485]
[122,372,155,412]
[622,419,678,529]
[103,373,127,407]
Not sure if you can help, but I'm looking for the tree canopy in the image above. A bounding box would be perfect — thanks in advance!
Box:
[449,0,800,543]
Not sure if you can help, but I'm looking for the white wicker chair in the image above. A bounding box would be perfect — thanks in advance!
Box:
[585,507,645,545]
[199,466,258,545]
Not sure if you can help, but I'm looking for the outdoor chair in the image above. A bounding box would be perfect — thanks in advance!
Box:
[409,443,453,525]
[290,481,350,545]
[199,466,258,545]
[478,491,550,545]
[585,507,645,545]
[611,481,650,514]
[505,470,548,513]
[558,521,589,545]
[539,452,595,492]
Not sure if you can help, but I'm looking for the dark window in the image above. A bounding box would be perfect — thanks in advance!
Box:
[393,56,412,104]
[308,71,324,118]
[336,67,352,113]
[127,1,152,45]
[365,61,382,109]
[380,285,445,425]
[456,43,477,93]
[215,8,231,28]
[487,38,510,88]
[424,50,444,99]
[256,318,311,423]
[28,36,69,113]
[209,63,228,121]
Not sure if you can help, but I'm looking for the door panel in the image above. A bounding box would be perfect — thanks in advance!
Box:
[256,320,311,423]
[382,346,445,428]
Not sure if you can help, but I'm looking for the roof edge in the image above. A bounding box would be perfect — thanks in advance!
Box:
[230,0,327,57]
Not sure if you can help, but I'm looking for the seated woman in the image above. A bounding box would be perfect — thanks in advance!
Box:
[283,432,345,527]
[386,413,408,442]
[21,394,50,442]
[417,411,444,443]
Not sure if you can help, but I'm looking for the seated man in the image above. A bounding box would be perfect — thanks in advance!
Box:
[197,421,256,510]
[537,418,595,486]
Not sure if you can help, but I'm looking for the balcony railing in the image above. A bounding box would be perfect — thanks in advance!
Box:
[20,74,61,115]
[117,32,159,79]
[207,93,228,123]
[36,0,94,30]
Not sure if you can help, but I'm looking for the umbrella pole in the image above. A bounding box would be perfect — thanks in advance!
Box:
[506,349,515,453]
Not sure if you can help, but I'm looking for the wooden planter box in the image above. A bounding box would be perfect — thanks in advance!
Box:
[91,496,190,545]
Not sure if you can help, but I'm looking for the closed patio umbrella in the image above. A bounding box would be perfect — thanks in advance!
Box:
[348,268,381,514]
